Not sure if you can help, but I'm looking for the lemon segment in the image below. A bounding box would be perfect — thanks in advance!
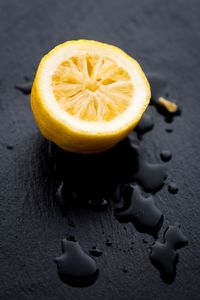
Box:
[52,55,133,122]
[31,40,151,153]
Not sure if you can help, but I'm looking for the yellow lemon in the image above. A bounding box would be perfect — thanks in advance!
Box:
[31,40,150,153]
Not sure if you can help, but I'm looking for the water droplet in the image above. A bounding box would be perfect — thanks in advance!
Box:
[132,144,168,192]
[89,247,103,257]
[105,239,112,246]
[122,267,128,273]
[15,81,32,94]
[168,182,178,194]
[166,128,173,133]
[135,113,154,135]
[6,145,14,150]
[115,185,163,235]
[54,237,98,287]
[150,225,188,284]
[160,150,172,162]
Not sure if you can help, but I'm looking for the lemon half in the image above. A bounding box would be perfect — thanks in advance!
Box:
[31,40,151,153]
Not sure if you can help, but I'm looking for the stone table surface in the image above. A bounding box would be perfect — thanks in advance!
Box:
[0,0,200,299]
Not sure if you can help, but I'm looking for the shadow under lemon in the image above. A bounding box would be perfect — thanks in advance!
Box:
[51,134,167,209]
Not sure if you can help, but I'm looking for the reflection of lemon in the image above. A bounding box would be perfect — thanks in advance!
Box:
[31,40,150,153]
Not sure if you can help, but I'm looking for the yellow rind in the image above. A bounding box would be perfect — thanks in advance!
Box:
[31,40,151,153]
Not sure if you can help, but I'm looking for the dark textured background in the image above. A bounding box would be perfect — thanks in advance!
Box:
[1,0,200,299]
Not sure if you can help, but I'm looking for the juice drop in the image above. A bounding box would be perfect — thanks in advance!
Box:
[115,185,163,235]
[166,128,173,133]
[105,239,112,246]
[135,113,154,135]
[133,145,168,192]
[150,225,188,284]
[122,267,128,273]
[160,150,172,162]
[168,182,178,194]
[6,145,14,150]
[15,81,32,94]
[89,247,103,257]
[54,236,98,287]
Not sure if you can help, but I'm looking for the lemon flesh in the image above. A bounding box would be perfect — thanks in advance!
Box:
[31,40,151,153]
[52,55,133,122]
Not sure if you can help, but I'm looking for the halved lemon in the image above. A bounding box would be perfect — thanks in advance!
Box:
[31,40,150,153]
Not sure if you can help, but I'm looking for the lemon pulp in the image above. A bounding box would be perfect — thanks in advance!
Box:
[52,55,134,122]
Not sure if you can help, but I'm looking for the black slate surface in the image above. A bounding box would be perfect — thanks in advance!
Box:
[1,0,200,299]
